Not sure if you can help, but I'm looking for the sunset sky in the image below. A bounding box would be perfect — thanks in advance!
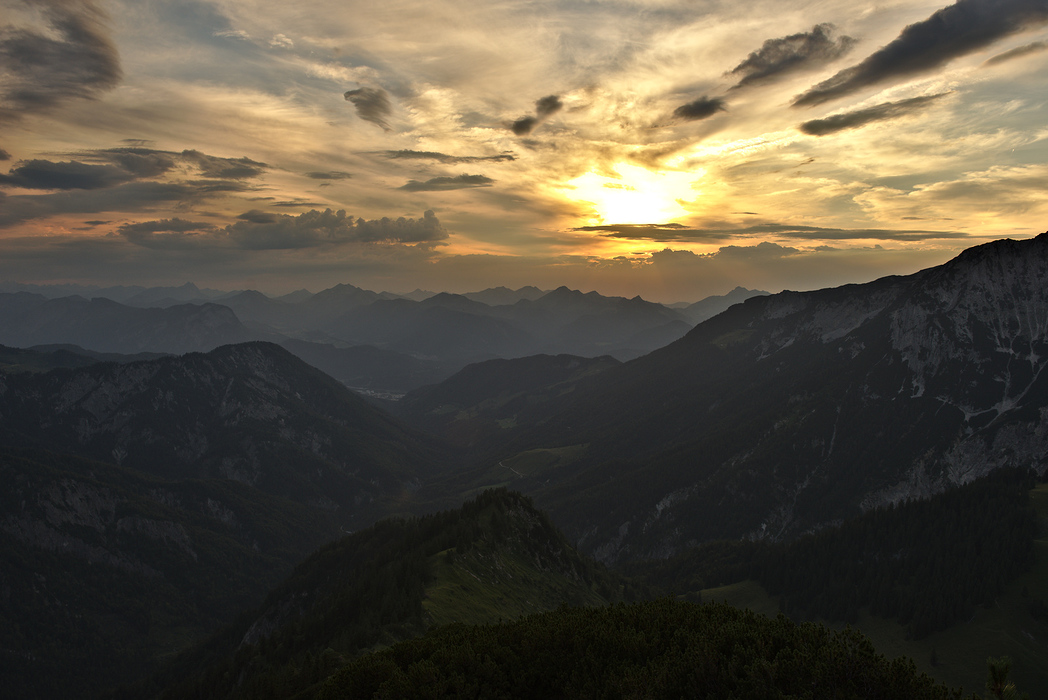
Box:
[1,0,1047,302]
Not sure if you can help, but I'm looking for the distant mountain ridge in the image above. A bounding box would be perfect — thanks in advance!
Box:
[0,293,259,354]
[0,284,746,390]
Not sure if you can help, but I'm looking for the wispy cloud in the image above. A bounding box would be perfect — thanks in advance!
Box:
[984,40,1048,65]
[799,93,950,136]
[383,150,517,164]
[0,0,121,121]
[794,0,1048,107]
[305,171,352,180]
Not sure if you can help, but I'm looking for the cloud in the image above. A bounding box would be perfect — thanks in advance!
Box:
[535,95,564,117]
[344,87,393,131]
[179,150,266,179]
[0,148,265,191]
[237,210,277,224]
[984,40,1048,65]
[729,23,856,89]
[399,174,495,191]
[799,93,950,136]
[0,0,121,121]
[269,33,294,49]
[575,223,731,242]
[383,150,517,164]
[511,116,539,136]
[119,209,449,250]
[511,95,563,135]
[0,148,10,161]
[578,221,967,242]
[794,0,1048,107]
[0,159,142,190]
[305,171,352,180]
[118,218,217,249]
[0,181,207,227]
[673,96,727,121]
[716,241,802,259]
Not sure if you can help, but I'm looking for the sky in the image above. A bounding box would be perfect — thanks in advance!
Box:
[1,0,1047,302]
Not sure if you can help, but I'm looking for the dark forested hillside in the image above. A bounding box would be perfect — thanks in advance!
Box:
[121,489,637,700]
[313,599,966,700]
[0,445,336,700]
[629,468,1039,640]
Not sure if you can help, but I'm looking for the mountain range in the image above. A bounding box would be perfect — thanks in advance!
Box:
[2,233,1047,697]
[0,285,768,395]
[408,233,1048,563]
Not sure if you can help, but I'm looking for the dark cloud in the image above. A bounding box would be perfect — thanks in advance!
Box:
[0,0,122,121]
[0,148,10,161]
[0,159,140,190]
[794,0,1048,107]
[799,93,949,135]
[101,148,178,178]
[729,23,856,88]
[272,200,325,207]
[180,149,266,179]
[577,221,967,242]
[306,171,352,180]
[510,95,563,135]
[344,87,393,131]
[236,210,278,224]
[535,95,564,117]
[511,115,539,135]
[984,40,1048,65]
[399,174,495,192]
[83,220,109,226]
[673,96,727,121]
[119,209,449,250]
[0,181,204,227]
[5,148,264,190]
[383,150,517,164]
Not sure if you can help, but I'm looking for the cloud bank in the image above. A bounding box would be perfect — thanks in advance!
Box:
[119,209,449,250]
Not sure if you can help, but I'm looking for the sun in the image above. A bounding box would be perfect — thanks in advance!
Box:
[560,162,703,226]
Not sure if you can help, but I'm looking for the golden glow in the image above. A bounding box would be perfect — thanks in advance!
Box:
[560,162,703,225]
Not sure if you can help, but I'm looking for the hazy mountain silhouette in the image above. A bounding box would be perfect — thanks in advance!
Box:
[0,293,260,354]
